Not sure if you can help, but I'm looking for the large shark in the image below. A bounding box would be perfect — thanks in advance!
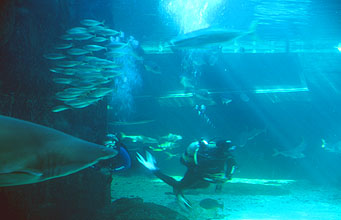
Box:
[170,21,257,49]
[0,115,117,187]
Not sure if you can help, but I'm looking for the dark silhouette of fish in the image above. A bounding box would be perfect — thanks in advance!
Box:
[272,138,306,159]
[199,198,224,210]
[0,115,117,187]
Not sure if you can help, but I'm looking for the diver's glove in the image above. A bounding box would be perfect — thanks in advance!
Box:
[136,151,158,171]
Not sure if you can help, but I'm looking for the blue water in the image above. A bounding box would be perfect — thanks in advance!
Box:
[1,0,341,219]
[108,0,341,184]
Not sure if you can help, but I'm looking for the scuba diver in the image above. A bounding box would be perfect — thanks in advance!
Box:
[137,138,236,209]
[93,134,131,173]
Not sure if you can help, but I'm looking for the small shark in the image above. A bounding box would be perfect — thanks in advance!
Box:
[272,139,306,159]
[235,128,265,148]
[159,133,182,143]
[0,115,117,187]
[149,141,180,152]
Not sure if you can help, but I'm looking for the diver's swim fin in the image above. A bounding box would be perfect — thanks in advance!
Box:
[176,194,192,210]
[136,151,158,171]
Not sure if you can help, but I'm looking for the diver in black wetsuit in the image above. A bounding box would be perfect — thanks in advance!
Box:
[137,139,236,209]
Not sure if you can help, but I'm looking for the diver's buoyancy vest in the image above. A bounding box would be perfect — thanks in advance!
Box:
[195,143,228,173]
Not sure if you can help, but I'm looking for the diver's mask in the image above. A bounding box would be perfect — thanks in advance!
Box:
[104,133,119,149]
[199,138,209,148]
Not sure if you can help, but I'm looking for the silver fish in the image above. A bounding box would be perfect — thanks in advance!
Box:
[84,45,107,52]
[52,105,70,113]
[102,71,122,79]
[107,42,128,49]
[67,27,88,35]
[56,61,81,68]
[80,19,104,26]
[65,101,91,109]
[92,37,108,43]
[97,79,112,84]
[0,115,117,186]
[56,96,79,102]
[56,91,82,99]
[88,88,113,98]
[50,68,66,73]
[55,43,73,50]
[76,64,102,72]
[87,25,106,34]
[61,69,77,76]
[63,88,88,95]
[98,28,120,36]
[81,56,112,64]
[102,63,121,69]
[65,98,100,108]
[73,33,94,41]
[53,78,73,84]
[76,83,97,89]
[60,34,73,41]
[67,48,90,56]
[105,50,129,58]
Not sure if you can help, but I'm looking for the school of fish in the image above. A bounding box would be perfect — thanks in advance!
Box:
[44,19,131,112]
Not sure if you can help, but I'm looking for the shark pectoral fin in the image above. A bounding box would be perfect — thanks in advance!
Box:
[272,149,280,157]
[0,170,43,177]
[0,170,43,186]
[11,170,43,177]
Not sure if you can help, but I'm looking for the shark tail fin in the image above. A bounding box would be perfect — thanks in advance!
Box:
[321,138,326,148]
[248,20,258,34]
[272,148,281,157]
[244,20,259,42]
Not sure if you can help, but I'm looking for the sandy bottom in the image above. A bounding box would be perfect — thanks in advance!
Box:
[111,174,341,220]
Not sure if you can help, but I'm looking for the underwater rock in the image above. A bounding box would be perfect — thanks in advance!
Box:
[98,197,189,220]
[0,0,15,47]
[0,168,113,220]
